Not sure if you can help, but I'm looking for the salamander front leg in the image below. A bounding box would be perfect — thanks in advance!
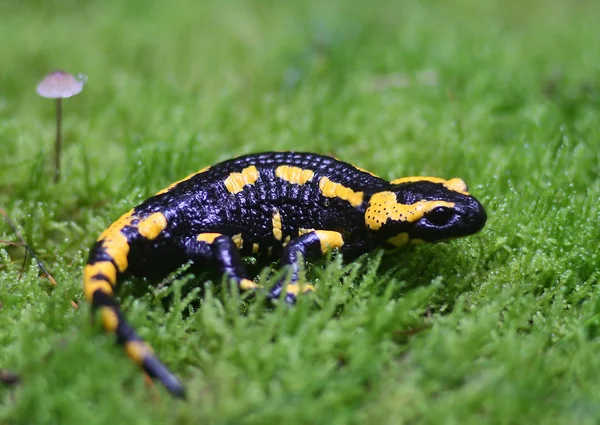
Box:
[269,230,344,304]
[189,233,261,293]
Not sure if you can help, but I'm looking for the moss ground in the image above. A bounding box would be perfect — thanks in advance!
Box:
[1,0,600,423]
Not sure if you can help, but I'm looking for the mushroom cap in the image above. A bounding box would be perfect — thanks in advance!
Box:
[36,71,85,99]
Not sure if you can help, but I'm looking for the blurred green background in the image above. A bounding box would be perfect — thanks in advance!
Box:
[1,0,600,424]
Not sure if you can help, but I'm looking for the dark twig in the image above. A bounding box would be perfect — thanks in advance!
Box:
[0,207,57,286]
[0,239,25,247]
[0,369,21,387]
[0,207,78,308]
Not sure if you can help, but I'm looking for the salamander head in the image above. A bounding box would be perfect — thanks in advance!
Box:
[365,176,487,247]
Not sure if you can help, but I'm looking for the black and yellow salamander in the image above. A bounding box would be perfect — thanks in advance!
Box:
[83,151,487,398]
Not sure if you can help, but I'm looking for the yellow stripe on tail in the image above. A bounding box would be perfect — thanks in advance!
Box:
[83,215,185,398]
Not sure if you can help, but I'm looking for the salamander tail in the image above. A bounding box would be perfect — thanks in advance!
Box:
[84,242,185,398]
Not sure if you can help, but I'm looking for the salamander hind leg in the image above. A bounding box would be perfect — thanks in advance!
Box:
[269,230,345,304]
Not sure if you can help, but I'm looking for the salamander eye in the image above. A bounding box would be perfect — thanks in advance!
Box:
[426,207,455,226]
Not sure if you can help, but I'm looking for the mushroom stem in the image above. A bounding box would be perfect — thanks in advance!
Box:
[54,98,62,183]
[36,71,86,183]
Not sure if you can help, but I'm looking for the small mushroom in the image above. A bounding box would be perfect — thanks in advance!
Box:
[36,71,85,183]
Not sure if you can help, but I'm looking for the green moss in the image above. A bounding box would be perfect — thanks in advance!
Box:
[1,0,600,423]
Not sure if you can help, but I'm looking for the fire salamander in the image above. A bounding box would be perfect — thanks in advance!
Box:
[83,151,487,398]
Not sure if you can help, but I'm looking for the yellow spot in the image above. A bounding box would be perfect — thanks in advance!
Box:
[387,233,409,247]
[197,233,222,244]
[318,177,364,207]
[411,239,426,245]
[391,176,445,185]
[445,178,469,194]
[354,165,379,177]
[252,243,260,254]
[125,341,151,365]
[224,166,260,194]
[286,282,316,296]
[240,279,262,291]
[275,165,315,185]
[298,228,314,236]
[84,261,117,286]
[314,230,344,254]
[83,279,114,301]
[232,233,243,249]
[100,307,119,332]
[390,176,469,195]
[365,192,455,231]
[272,209,283,241]
[138,212,167,240]
[97,210,134,273]
[156,166,210,195]
[98,210,134,241]
[103,243,130,274]
[283,235,291,246]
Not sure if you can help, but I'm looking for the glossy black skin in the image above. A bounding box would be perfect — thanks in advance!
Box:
[89,152,485,280]
[86,151,487,398]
